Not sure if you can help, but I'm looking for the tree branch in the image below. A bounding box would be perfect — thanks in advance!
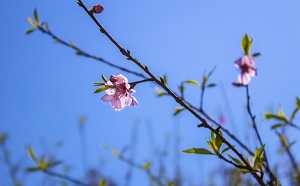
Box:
[76,1,266,185]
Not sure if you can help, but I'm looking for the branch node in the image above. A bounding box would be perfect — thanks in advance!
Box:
[197,123,205,128]
[216,126,222,133]
[120,48,128,56]
[77,1,82,7]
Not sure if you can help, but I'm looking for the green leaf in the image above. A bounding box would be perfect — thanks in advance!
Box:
[55,39,63,44]
[215,135,223,151]
[185,79,200,86]
[94,86,108,94]
[207,83,216,88]
[94,82,105,86]
[252,52,261,57]
[241,169,251,174]
[264,112,289,123]
[27,17,38,27]
[278,108,290,123]
[98,179,106,186]
[241,34,253,55]
[27,147,38,162]
[179,83,184,93]
[182,148,214,155]
[69,41,76,47]
[25,28,35,35]
[221,147,230,154]
[202,75,207,89]
[173,107,185,116]
[271,123,284,130]
[291,108,298,121]
[157,90,167,97]
[26,167,40,172]
[210,131,222,154]
[210,131,215,144]
[253,144,265,169]
[142,162,151,170]
[227,154,245,166]
[33,9,39,23]
[278,108,287,118]
[101,75,108,83]
[44,23,49,30]
[264,112,278,120]
[162,75,167,85]
[207,140,219,153]
[38,159,48,170]
[291,97,300,120]
[167,181,174,186]
[280,134,288,147]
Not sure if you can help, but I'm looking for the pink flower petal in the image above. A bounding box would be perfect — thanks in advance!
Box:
[101,94,113,102]
[111,98,123,111]
[101,74,138,110]
[130,96,138,106]
[240,73,251,85]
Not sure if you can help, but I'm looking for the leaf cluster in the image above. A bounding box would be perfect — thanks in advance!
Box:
[264,97,300,130]
[182,131,229,156]
[26,9,50,35]
[26,147,61,172]
[93,75,109,94]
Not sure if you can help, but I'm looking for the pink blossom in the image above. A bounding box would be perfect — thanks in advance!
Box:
[233,55,257,86]
[101,74,138,111]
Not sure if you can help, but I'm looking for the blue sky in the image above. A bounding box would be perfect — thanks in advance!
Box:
[1,0,300,185]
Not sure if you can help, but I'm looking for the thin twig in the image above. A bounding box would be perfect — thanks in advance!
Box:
[245,85,263,146]
[44,170,91,186]
[130,78,154,88]
[0,146,18,185]
[117,153,164,186]
[35,25,147,79]
[290,123,300,131]
[245,85,277,184]
[276,131,300,183]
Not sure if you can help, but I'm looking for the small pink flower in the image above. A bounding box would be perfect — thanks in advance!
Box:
[90,5,104,14]
[233,55,257,86]
[101,74,138,111]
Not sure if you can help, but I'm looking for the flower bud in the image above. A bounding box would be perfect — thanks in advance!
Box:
[89,4,104,14]
[109,75,117,83]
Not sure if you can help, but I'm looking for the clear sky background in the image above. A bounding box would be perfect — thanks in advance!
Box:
[1,0,300,185]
